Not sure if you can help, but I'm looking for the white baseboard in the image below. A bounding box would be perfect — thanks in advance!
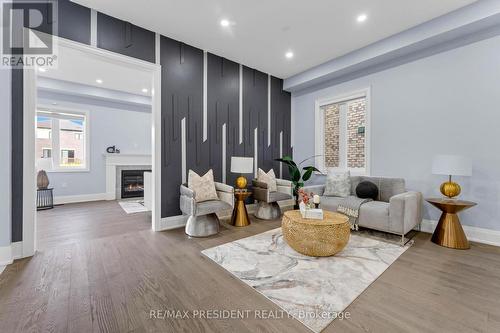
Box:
[0,241,24,266]
[54,193,108,205]
[159,215,188,231]
[421,219,500,247]
[0,245,12,266]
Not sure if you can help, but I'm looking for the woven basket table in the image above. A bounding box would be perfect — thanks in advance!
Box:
[282,210,350,257]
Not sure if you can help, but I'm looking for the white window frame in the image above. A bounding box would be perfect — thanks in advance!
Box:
[314,88,371,176]
[36,106,90,172]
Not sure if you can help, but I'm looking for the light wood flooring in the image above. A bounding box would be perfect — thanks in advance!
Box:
[0,200,499,332]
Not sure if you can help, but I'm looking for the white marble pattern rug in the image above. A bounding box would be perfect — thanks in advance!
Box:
[202,228,412,332]
[118,200,148,214]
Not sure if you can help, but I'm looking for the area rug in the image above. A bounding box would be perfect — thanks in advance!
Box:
[202,228,412,332]
[118,200,148,214]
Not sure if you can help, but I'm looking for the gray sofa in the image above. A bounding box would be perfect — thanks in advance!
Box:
[304,176,423,244]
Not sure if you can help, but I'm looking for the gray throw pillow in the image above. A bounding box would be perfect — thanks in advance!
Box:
[324,170,351,197]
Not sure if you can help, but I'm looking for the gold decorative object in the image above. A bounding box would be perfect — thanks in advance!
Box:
[230,191,252,227]
[235,176,247,190]
[426,198,477,250]
[440,176,461,198]
[282,210,350,257]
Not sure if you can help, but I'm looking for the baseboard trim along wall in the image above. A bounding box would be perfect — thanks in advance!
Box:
[0,241,23,266]
[54,193,108,205]
[421,219,500,247]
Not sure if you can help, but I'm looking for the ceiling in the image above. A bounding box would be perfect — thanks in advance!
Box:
[38,41,153,97]
[73,0,476,78]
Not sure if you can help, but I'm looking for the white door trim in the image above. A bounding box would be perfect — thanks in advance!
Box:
[22,33,163,259]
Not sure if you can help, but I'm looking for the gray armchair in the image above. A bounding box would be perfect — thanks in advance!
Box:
[252,179,293,219]
[180,182,234,237]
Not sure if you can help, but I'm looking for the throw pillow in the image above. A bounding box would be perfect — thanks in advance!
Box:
[356,181,379,200]
[188,169,219,202]
[257,168,277,192]
[324,170,351,197]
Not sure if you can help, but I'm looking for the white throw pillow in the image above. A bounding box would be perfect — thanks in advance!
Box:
[188,169,219,202]
[324,170,351,197]
[257,168,277,192]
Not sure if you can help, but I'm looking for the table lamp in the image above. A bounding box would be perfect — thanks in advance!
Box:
[230,156,254,190]
[432,154,472,199]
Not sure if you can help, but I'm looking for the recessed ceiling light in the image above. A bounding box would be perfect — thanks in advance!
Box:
[285,51,294,59]
[357,14,368,23]
[142,88,148,93]
[38,67,47,72]
[220,19,230,27]
[96,79,103,84]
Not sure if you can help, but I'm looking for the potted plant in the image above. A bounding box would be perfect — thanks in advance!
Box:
[275,155,321,209]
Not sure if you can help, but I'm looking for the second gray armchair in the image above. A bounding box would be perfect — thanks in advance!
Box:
[252,178,293,219]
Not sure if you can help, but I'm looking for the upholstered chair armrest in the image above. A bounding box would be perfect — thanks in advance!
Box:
[215,182,234,208]
[302,185,325,196]
[276,178,293,195]
[215,182,234,193]
[389,191,423,235]
[180,184,196,215]
[252,179,268,189]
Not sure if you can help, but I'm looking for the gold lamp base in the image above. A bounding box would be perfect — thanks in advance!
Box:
[440,180,461,199]
[235,176,247,190]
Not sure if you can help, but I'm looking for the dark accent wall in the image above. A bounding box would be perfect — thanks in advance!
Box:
[97,13,155,63]
[11,0,292,239]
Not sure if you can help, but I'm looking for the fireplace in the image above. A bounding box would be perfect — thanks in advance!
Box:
[121,170,148,199]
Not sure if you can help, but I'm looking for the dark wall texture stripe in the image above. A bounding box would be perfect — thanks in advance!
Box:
[11,0,292,241]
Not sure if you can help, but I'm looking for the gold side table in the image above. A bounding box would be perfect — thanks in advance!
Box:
[230,191,252,227]
[426,198,477,250]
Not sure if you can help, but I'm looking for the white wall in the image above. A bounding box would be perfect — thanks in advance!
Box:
[38,98,152,198]
[292,34,500,231]
[0,68,11,247]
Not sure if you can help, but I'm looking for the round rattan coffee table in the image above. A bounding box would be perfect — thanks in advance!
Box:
[282,210,350,257]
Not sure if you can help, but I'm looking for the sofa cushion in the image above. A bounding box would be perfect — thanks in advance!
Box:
[196,200,232,216]
[257,168,277,192]
[356,181,379,200]
[324,170,351,197]
[318,196,344,211]
[350,176,405,202]
[358,201,390,231]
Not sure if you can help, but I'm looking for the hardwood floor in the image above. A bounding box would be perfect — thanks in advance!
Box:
[1,200,499,332]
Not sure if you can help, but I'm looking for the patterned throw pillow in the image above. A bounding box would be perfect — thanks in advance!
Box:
[324,170,351,197]
[188,169,219,202]
[257,168,277,192]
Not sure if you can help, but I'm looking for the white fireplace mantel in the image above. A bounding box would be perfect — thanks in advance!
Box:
[105,154,152,200]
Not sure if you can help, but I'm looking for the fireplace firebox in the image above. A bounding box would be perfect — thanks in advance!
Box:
[121,170,149,199]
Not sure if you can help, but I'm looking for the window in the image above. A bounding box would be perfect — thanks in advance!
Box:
[315,89,370,175]
[36,109,89,171]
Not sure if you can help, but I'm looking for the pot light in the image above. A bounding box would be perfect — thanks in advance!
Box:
[142,88,148,93]
[38,67,47,72]
[220,19,230,27]
[96,79,103,84]
[357,14,368,23]
[285,51,294,59]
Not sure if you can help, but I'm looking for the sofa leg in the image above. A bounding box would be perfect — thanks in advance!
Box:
[254,201,281,220]
[185,213,220,237]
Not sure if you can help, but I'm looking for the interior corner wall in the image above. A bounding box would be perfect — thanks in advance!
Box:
[10,0,292,241]
[0,68,12,247]
[292,34,500,232]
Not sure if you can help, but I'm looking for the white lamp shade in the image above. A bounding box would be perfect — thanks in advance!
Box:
[230,156,254,174]
[432,155,472,176]
[36,158,53,171]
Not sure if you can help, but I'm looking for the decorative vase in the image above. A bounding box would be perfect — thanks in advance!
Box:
[37,170,50,189]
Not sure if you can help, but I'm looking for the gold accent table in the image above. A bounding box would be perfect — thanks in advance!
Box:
[426,198,477,250]
[282,210,350,257]
[230,191,252,227]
